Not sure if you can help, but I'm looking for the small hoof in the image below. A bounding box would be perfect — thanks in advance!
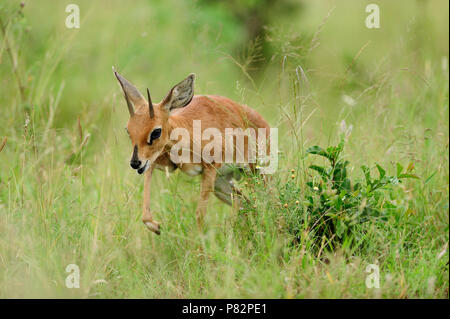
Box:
[144,220,161,235]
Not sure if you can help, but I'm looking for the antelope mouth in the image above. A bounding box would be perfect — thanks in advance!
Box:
[137,160,149,174]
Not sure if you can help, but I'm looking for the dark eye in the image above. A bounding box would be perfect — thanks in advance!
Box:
[148,128,162,145]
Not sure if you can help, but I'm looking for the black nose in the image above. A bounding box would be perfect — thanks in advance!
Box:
[130,160,141,169]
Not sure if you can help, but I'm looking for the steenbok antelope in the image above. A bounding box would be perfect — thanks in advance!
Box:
[113,69,273,234]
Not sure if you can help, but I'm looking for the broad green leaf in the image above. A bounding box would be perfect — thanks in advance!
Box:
[376,163,386,179]
[309,165,329,181]
[396,163,404,176]
[306,146,330,159]
[361,165,371,186]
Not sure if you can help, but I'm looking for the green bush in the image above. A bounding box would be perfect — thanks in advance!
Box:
[279,139,419,251]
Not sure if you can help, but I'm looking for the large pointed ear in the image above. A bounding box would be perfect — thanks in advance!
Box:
[113,67,146,116]
[161,73,195,113]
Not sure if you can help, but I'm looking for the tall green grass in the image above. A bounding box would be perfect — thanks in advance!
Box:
[0,0,448,298]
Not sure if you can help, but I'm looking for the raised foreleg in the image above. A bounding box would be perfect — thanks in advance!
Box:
[142,166,161,234]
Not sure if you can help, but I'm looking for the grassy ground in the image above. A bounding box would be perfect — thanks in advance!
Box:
[0,0,448,298]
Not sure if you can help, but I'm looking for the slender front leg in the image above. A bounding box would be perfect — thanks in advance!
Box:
[196,166,217,227]
[142,165,161,235]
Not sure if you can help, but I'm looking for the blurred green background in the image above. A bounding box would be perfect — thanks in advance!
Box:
[1,0,447,128]
[0,0,448,298]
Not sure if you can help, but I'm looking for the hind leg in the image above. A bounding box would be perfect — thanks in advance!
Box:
[214,173,246,210]
[214,175,234,206]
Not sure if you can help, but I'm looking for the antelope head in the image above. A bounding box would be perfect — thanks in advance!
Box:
[113,68,195,174]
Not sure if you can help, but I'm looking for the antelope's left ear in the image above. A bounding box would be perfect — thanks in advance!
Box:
[162,73,195,113]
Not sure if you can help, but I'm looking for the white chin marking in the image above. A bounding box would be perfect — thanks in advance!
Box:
[137,161,149,174]
[137,151,162,174]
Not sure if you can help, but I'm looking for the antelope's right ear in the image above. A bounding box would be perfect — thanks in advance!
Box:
[161,73,195,113]
[113,67,146,116]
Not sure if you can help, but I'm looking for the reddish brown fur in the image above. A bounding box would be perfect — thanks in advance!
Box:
[115,71,270,234]
[128,95,270,167]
